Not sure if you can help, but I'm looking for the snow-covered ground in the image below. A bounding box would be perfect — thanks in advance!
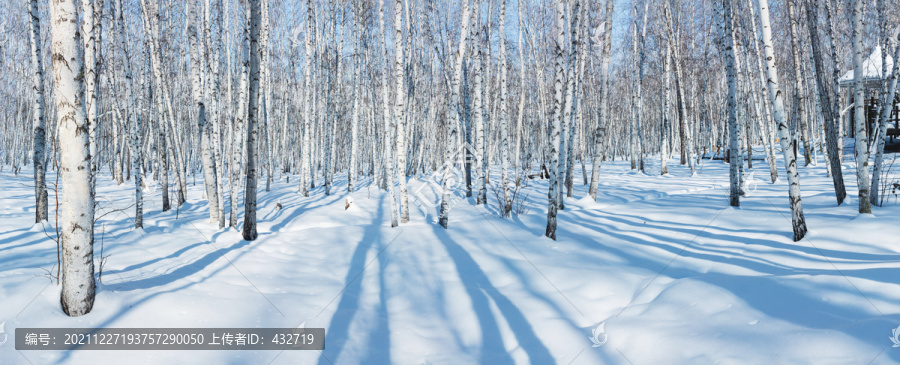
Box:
[2,150,900,364]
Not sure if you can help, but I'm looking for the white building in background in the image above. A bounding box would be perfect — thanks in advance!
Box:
[839,46,899,141]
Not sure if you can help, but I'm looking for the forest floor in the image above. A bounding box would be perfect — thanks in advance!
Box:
[2,147,900,364]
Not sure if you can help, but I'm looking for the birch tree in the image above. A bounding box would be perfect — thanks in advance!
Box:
[851,0,871,214]
[822,0,843,162]
[661,43,671,176]
[498,0,511,217]
[231,4,250,229]
[665,0,696,175]
[722,0,740,207]
[630,0,647,173]
[113,0,142,228]
[513,0,526,184]
[569,3,588,194]
[51,0,96,316]
[140,0,187,206]
[188,0,220,225]
[299,0,313,197]
[546,0,565,240]
[381,0,399,227]
[746,0,778,183]
[804,0,846,205]
[756,0,808,241]
[259,0,271,195]
[28,0,47,223]
[82,0,100,198]
[243,0,262,241]
[588,0,614,200]
[557,0,578,208]
[786,0,811,166]
[438,0,470,229]
[322,5,335,196]
[395,0,410,223]
[473,2,487,206]
[207,0,226,227]
[349,10,361,193]
[560,0,581,204]
[154,75,170,212]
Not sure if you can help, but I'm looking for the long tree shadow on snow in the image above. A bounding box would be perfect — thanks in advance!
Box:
[55,235,272,364]
[571,207,900,282]
[317,195,392,365]
[266,192,346,233]
[431,224,555,365]
[0,228,48,254]
[107,235,253,291]
[562,204,900,362]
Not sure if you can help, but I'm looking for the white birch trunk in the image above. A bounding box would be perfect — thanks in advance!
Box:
[114,118,123,185]
[208,0,226,227]
[666,3,696,175]
[243,0,262,241]
[29,0,48,223]
[746,0,778,183]
[82,0,100,199]
[154,81,170,212]
[260,0,272,195]
[381,0,399,227]
[140,0,187,205]
[546,0,565,240]
[786,0,811,166]
[113,0,142,227]
[232,23,249,228]
[662,43,671,175]
[474,10,487,205]
[723,0,740,207]
[300,0,313,197]
[757,0,808,240]
[394,0,410,223]
[439,0,470,229]
[588,0,614,200]
[851,0,871,214]
[51,0,96,316]
[498,0,512,217]
[349,19,360,193]
[558,0,576,208]
[321,7,334,196]
[822,0,843,163]
[631,0,647,173]
[567,3,587,197]
[514,0,526,184]
[222,0,233,224]
[804,0,846,204]
[188,0,220,225]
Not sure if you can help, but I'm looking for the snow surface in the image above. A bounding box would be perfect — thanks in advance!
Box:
[1,147,900,364]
